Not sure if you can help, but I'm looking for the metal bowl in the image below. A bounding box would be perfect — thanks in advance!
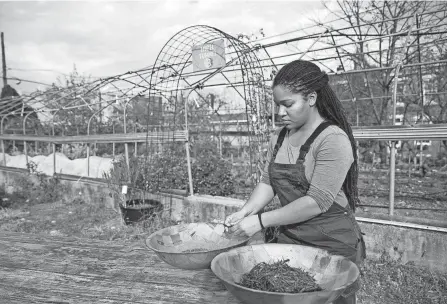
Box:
[211,243,360,304]
[145,222,250,270]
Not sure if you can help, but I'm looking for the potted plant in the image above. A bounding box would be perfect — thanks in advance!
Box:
[104,155,163,225]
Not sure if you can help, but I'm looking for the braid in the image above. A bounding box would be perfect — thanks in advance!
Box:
[273,60,360,211]
[317,86,360,211]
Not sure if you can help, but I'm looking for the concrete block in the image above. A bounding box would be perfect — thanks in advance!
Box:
[360,222,447,273]
[182,195,245,223]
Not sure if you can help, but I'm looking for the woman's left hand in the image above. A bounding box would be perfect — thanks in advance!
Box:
[228,214,262,238]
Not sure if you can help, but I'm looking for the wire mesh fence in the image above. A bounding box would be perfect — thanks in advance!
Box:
[0,2,446,216]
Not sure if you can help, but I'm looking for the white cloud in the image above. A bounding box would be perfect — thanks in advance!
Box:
[1,1,327,94]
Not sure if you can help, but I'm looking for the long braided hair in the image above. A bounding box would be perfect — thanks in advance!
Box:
[273,60,360,211]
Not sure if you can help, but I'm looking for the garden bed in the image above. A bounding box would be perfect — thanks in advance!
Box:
[0,190,446,304]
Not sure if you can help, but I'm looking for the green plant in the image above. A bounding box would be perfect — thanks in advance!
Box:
[104,137,236,200]
[103,156,146,208]
[13,161,67,205]
[143,140,236,196]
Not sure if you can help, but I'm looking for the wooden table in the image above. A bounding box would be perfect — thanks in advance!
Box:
[0,231,242,304]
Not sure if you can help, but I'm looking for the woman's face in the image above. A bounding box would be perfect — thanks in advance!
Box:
[273,85,314,130]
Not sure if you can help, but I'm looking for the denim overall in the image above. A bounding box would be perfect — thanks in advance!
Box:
[267,122,366,303]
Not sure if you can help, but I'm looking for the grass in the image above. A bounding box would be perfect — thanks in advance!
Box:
[0,190,176,242]
[358,258,447,304]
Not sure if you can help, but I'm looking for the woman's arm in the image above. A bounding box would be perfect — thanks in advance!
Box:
[262,132,354,227]
[261,195,321,227]
[230,130,355,237]
[241,129,280,215]
[225,130,279,227]
[240,182,275,216]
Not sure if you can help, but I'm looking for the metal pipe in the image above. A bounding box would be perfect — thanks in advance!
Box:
[87,98,117,177]
[51,110,63,176]
[1,113,16,166]
[22,111,36,167]
[416,14,425,169]
[389,17,415,216]
[123,97,132,173]
[134,125,137,157]
[184,90,194,196]
[112,123,115,156]
[1,113,15,134]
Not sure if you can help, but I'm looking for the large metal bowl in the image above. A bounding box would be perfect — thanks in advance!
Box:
[145,222,250,270]
[211,243,360,304]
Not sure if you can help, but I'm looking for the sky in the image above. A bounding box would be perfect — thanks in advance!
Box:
[0,0,336,94]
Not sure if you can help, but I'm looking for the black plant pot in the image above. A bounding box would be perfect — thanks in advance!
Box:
[119,199,163,225]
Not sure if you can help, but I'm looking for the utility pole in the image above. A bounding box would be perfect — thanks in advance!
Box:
[1,32,7,87]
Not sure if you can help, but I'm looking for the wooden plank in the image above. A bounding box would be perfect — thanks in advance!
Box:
[0,234,223,287]
[0,231,137,250]
[0,131,188,144]
[2,289,129,304]
[0,241,226,290]
[0,268,239,304]
[0,232,241,304]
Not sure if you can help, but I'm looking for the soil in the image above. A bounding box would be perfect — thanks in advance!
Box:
[357,169,447,222]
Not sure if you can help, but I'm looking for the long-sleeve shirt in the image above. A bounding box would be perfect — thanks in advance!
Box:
[260,125,353,212]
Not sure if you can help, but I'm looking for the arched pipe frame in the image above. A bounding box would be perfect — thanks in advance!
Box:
[0,13,445,214]
[1,113,17,166]
[145,25,271,196]
[0,110,40,169]
[86,98,119,177]
[0,89,153,179]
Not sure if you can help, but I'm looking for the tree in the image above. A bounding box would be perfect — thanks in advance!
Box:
[38,65,101,136]
[317,0,447,163]
[318,0,447,125]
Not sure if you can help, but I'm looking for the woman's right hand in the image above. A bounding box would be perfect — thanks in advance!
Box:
[224,209,249,228]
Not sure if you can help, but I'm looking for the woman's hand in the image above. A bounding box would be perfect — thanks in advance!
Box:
[228,214,262,238]
[224,209,248,227]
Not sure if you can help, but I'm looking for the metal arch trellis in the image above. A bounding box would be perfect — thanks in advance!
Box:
[145,25,271,196]
[0,6,444,211]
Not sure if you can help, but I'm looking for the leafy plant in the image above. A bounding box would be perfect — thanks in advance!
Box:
[14,161,67,205]
[104,137,236,200]
[143,140,236,196]
[103,156,145,208]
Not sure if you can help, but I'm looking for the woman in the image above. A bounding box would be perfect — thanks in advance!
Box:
[225,60,366,304]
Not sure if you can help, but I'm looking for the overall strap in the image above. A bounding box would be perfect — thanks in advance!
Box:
[297,121,334,161]
[272,127,288,161]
